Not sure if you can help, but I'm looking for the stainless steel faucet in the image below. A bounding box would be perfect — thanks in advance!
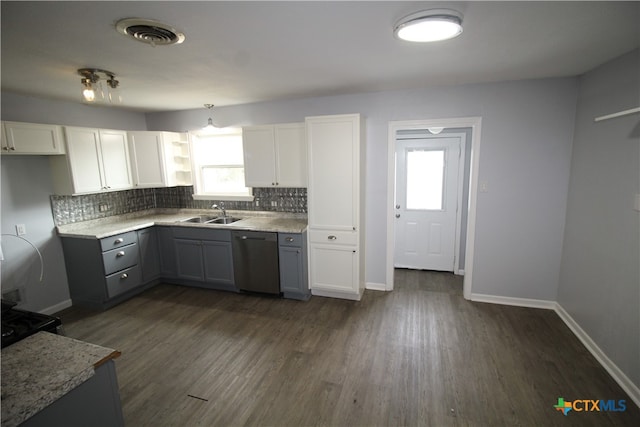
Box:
[211,202,227,217]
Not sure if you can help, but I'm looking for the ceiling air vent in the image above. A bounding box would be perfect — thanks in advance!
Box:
[115,18,185,47]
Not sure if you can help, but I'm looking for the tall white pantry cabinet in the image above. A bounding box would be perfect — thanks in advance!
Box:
[306,113,366,301]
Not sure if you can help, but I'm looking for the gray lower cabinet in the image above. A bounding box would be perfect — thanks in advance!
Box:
[61,231,145,309]
[278,232,310,300]
[21,360,124,427]
[173,227,235,289]
[157,226,177,278]
[137,228,160,282]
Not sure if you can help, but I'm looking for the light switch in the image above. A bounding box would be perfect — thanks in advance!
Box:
[480,181,489,193]
[16,224,26,236]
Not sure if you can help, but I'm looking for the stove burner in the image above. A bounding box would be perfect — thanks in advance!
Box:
[1,301,61,348]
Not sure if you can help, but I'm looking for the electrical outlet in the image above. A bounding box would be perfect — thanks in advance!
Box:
[271,201,277,207]
[16,224,26,235]
[480,181,489,193]
[99,204,109,212]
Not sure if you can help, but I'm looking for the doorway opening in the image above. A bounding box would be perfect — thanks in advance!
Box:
[386,118,482,299]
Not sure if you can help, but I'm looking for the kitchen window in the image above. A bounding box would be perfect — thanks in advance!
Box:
[190,129,253,201]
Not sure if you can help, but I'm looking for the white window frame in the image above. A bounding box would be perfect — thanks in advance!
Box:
[189,128,254,201]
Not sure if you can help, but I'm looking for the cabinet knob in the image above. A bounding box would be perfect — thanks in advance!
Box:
[120,273,128,279]
[116,251,125,257]
[2,146,9,151]
[115,238,124,244]
[9,146,15,151]
[328,235,337,240]
[285,237,294,242]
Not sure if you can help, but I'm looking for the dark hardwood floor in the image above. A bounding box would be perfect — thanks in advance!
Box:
[58,270,639,426]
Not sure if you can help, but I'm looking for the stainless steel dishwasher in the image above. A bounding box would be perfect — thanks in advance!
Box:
[231,230,280,295]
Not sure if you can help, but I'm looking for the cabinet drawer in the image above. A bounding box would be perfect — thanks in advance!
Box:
[172,227,231,242]
[100,231,137,251]
[106,265,141,298]
[278,233,302,247]
[308,229,358,246]
[102,243,138,275]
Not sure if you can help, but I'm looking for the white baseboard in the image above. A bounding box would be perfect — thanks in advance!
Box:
[39,299,72,315]
[470,293,556,309]
[554,303,640,409]
[365,282,389,291]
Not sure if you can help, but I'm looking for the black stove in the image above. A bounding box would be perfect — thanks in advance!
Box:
[1,300,62,349]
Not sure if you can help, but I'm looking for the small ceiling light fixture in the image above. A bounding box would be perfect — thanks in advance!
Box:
[116,18,186,47]
[202,104,217,131]
[77,68,121,104]
[427,127,445,135]
[394,9,463,42]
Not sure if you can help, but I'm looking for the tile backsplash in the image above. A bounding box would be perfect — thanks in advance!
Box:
[51,186,307,226]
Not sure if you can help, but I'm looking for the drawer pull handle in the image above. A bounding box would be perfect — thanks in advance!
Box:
[328,235,337,240]
[285,237,294,242]
[120,273,128,279]
[116,251,125,257]
[115,238,124,244]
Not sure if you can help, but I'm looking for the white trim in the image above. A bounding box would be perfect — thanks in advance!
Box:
[554,303,640,409]
[386,117,482,297]
[365,282,389,291]
[456,269,465,276]
[470,293,556,310]
[39,299,72,315]
[192,194,255,202]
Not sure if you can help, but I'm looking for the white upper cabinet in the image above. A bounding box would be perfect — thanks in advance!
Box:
[1,121,65,155]
[306,115,360,230]
[50,127,133,195]
[128,131,191,188]
[243,123,306,188]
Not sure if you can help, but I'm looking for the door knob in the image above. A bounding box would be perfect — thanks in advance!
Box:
[395,214,400,218]
[396,204,400,209]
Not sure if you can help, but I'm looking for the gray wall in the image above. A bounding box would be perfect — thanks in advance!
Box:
[558,49,640,387]
[0,94,147,312]
[147,77,578,299]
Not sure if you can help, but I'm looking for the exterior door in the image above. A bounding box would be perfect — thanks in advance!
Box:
[394,137,461,271]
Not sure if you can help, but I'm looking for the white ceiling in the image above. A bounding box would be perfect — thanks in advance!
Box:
[1,1,639,113]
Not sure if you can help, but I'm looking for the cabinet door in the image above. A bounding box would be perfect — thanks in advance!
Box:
[202,241,234,286]
[157,227,177,278]
[2,121,65,155]
[306,115,359,230]
[243,126,276,187]
[138,228,160,282]
[275,123,306,187]
[174,239,204,281]
[99,130,132,191]
[309,243,358,294]
[64,127,104,194]
[128,132,166,187]
[279,246,304,294]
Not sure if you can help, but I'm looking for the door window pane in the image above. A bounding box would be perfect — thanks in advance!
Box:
[406,149,445,210]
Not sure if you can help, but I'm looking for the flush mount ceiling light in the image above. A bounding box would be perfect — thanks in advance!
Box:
[77,68,121,104]
[394,9,463,42]
[115,18,186,47]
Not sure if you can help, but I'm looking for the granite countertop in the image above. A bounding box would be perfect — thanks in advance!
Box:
[1,332,120,427]
[56,209,308,239]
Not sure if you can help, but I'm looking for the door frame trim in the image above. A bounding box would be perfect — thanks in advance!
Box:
[386,117,482,299]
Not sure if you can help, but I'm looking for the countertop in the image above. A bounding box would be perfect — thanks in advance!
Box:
[56,209,308,239]
[0,332,120,427]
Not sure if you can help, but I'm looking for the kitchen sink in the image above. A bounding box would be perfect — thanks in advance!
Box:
[181,215,218,223]
[207,217,242,224]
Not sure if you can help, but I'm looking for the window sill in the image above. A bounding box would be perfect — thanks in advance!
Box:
[192,194,255,202]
